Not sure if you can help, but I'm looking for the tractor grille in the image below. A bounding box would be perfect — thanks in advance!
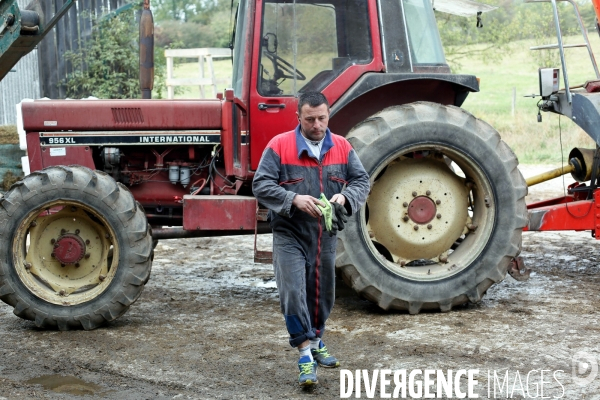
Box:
[111,108,144,124]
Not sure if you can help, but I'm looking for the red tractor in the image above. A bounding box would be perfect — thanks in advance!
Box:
[0,0,532,329]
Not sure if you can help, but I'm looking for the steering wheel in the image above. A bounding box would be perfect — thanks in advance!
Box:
[264,52,306,82]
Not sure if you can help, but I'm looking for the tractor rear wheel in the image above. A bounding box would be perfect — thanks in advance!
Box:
[337,102,528,313]
[0,166,153,329]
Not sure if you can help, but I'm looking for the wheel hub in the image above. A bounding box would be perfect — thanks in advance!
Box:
[408,196,436,224]
[368,157,470,261]
[15,203,116,305]
[52,234,86,264]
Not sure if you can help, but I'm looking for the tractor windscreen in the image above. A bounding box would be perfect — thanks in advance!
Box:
[258,0,372,96]
[402,0,445,65]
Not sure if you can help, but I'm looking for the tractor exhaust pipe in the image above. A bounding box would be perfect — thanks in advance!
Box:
[139,0,154,99]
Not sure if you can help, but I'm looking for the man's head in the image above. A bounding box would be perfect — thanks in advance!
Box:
[297,91,330,142]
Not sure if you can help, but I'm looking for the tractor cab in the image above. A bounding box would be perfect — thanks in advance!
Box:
[230,0,477,169]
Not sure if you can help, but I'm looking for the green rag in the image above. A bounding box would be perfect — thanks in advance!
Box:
[316,193,333,232]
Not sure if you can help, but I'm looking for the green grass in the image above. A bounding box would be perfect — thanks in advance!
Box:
[163,34,600,164]
[459,34,600,163]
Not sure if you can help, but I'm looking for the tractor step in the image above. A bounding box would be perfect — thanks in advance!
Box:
[254,208,273,264]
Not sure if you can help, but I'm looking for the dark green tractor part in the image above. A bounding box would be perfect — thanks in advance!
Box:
[0,0,75,81]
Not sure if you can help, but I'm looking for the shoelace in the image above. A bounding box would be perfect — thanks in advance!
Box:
[314,346,331,358]
[299,361,315,375]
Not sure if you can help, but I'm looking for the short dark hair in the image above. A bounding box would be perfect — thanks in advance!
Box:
[297,91,330,114]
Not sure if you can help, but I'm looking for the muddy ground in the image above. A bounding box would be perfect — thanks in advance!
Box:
[1,165,600,399]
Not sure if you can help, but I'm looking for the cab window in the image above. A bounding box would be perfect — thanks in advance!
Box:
[258,0,372,96]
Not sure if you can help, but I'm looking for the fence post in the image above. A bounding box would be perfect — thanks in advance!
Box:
[512,87,516,117]
[167,54,174,99]
[207,54,216,98]
[199,55,205,98]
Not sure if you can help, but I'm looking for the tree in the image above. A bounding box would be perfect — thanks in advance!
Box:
[437,0,590,70]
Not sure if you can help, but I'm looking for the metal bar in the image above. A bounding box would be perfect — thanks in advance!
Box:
[530,43,588,50]
[550,0,571,104]
[525,163,574,187]
[152,225,271,240]
[524,198,594,231]
[566,0,600,79]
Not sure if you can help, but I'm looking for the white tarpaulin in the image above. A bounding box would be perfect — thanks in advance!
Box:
[432,0,497,17]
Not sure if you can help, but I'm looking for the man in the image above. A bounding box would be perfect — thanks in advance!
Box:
[252,92,370,386]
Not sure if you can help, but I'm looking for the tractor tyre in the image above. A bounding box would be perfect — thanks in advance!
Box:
[0,165,153,329]
[337,102,528,313]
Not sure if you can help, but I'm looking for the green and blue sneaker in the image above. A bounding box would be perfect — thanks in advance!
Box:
[311,342,340,368]
[298,355,318,386]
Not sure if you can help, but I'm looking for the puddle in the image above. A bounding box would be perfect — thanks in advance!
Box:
[25,374,103,396]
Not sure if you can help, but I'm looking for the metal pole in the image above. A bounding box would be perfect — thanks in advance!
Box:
[550,0,571,104]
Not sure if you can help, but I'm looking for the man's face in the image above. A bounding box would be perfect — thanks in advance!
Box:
[297,103,330,141]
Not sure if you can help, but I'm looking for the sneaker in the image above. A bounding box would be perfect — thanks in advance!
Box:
[298,356,318,386]
[311,342,340,368]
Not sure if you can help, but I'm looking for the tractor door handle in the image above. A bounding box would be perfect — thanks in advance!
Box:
[258,103,285,110]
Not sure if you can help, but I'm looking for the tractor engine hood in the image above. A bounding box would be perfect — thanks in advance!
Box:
[21,99,223,131]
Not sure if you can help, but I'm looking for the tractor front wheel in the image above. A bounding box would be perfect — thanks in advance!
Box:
[0,166,152,329]
[337,102,528,313]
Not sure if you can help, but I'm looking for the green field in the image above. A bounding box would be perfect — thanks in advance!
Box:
[167,34,600,164]
[458,34,600,163]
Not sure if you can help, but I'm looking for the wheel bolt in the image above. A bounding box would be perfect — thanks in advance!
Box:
[54,243,59,248]
[24,262,32,270]
[61,264,65,268]
[426,190,431,196]
[85,253,90,259]
[427,224,432,230]
[71,206,77,212]
[368,231,375,238]
[59,289,66,296]
[436,200,441,205]
[30,221,37,227]
[437,214,442,219]
[105,234,110,239]
[412,191,417,197]
[75,263,80,268]
[467,223,478,231]
[403,202,408,207]
[413,225,419,231]
[51,253,55,258]
[439,254,448,263]
[399,261,406,267]
[75,229,80,235]
[61,229,66,235]
[403,216,409,222]
[50,238,56,244]
[85,240,90,245]
[99,275,106,281]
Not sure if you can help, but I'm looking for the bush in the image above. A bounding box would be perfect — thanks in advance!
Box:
[63,9,165,99]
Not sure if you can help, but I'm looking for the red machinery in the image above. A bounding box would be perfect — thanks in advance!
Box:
[2,0,598,330]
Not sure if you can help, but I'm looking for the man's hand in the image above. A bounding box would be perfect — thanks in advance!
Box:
[330,193,346,206]
[292,195,325,218]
